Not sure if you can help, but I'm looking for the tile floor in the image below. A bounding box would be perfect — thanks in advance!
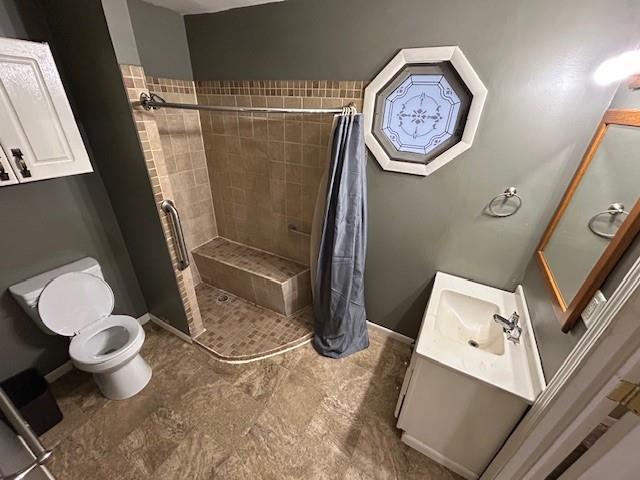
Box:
[42,323,462,480]
[194,284,313,361]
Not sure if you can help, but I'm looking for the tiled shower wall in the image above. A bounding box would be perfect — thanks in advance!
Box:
[195,80,364,265]
[120,65,205,336]
[119,68,364,333]
[145,76,218,283]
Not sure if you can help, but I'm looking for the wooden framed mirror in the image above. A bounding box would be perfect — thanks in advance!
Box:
[536,109,640,332]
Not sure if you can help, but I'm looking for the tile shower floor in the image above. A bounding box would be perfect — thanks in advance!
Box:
[194,283,313,361]
[42,323,462,480]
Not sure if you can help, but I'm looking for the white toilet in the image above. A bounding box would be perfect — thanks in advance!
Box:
[10,258,152,400]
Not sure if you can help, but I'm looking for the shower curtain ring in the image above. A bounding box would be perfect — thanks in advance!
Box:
[341,103,356,116]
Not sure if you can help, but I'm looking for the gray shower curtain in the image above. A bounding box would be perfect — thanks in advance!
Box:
[312,113,369,358]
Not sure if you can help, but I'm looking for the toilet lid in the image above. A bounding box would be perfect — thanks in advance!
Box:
[38,272,115,336]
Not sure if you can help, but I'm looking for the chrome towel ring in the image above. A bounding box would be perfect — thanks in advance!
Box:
[487,187,522,217]
[588,203,629,239]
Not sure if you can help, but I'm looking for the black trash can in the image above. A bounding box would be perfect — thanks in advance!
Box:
[0,368,63,436]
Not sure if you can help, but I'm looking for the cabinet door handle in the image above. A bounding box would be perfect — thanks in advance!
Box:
[0,161,9,181]
[11,148,31,178]
[0,146,9,181]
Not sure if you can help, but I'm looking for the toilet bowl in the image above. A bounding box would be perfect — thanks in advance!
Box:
[37,271,151,400]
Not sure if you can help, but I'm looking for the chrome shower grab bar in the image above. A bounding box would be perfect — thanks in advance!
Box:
[0,387,53,480]
[588,203,629,239]
[140,92,357,115]
[161,199,190,271]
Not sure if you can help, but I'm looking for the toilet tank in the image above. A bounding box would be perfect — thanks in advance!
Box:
[9,257,105,335]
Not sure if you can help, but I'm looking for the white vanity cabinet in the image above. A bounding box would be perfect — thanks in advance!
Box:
[0,37,92,187]
[394,273,546,479]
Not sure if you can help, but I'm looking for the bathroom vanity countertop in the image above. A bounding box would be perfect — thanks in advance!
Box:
[415,272,546,404]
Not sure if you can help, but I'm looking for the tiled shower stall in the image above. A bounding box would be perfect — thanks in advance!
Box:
[195,79,364,264]
[120,65,364,360]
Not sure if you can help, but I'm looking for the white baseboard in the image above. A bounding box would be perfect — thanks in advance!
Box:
[148,314,192,343]
[137,313,151,325]
[401,433,478,480]
[44,360,74,383]
[367,320,414,345]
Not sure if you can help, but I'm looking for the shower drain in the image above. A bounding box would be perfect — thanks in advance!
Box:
[468,339,479,348]
[217,294,230,304]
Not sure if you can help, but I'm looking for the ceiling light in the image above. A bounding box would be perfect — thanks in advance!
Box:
[594,49,640,86]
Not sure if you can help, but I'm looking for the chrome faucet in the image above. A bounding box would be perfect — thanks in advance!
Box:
[493,311,522,344]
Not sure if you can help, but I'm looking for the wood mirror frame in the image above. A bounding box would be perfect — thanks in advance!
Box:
[536,109,640,333]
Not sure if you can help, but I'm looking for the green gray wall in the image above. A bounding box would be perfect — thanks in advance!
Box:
[522,261,586,381]
[185,0,640,338]
[525,84,640,381]
[102,0,192,79]
[127,0,192,79]
[41,0,191,335]
[0,0,146,380]
[101,0,140,65]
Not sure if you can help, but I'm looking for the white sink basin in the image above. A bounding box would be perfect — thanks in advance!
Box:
[435,290,504,355]
[415,272,545,403]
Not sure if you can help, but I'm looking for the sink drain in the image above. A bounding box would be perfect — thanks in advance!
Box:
[468,339,479,348]
[217,294,230,303]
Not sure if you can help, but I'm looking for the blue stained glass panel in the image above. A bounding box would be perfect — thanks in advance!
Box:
[382,74,462,155]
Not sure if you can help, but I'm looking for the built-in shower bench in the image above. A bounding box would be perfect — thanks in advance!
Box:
[192,237,311,316]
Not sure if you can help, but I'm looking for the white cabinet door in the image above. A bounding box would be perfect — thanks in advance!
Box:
[0,143,19,186]
[0,38,92,183]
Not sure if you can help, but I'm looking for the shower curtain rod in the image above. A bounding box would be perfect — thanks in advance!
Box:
[140,92,358,115]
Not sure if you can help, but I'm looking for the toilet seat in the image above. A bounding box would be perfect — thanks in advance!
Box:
[70,315,145,372]
[38,272,144,372]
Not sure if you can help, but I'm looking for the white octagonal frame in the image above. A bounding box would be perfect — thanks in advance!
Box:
[364,46,487,176]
